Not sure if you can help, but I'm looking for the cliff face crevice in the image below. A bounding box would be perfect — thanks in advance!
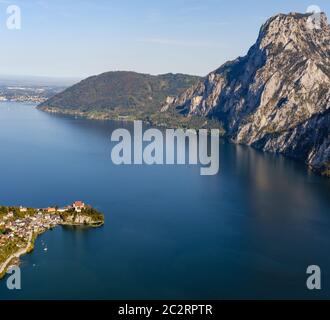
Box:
[162,12,330,175]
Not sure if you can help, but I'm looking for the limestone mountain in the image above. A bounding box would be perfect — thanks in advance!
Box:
[162,12,330,176]
[38,71,200,120]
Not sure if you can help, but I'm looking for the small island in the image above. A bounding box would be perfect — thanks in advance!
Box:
[0,201,104,279]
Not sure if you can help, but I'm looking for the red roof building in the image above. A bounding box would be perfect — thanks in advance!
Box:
[72,201,85,211]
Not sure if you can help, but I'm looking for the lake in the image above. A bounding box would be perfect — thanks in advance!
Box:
[0,101,330,299]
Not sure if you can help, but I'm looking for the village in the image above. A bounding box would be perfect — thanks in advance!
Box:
[0,201,104,277]
[0,201,92,264]
[0,201,87,245]
[0,94,47,104]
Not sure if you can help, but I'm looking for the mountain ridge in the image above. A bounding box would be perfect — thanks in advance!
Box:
[161,12,330,176]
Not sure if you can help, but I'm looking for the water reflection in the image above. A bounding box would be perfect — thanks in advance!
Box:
[0,102,330,299]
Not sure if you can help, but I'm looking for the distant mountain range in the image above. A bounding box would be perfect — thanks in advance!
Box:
[39,12,330,176]
[0,75,78,87]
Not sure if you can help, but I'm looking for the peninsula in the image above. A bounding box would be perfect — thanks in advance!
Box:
[0,201,104,278]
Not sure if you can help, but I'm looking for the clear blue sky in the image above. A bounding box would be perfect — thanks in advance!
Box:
[0,0,329,79]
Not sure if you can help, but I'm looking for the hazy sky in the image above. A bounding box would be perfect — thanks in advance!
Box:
[0,0,329,79]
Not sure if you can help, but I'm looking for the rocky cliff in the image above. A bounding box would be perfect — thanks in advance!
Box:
[63,214,104,226]
[162,13,330,175]
[60,209,104,226]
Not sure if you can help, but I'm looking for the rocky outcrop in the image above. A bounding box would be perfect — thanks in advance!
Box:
[61,215,104,226]
[61,212,104,226]
[162,12,330,175]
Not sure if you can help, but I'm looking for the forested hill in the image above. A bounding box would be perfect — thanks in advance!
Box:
[38,71,201,121]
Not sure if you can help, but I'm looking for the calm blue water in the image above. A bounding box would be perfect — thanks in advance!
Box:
[0,102,330,300]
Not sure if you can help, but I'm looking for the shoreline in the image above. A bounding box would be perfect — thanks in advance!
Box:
[37,106,137,122]
[0,232,33,279]
[36,106,225,131]
[38,106,330,178]
[60,221,104,227]
[0,220,104,279]
[0,202,105,279]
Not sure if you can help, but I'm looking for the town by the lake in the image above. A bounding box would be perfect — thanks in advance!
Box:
[0,201,104,278]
